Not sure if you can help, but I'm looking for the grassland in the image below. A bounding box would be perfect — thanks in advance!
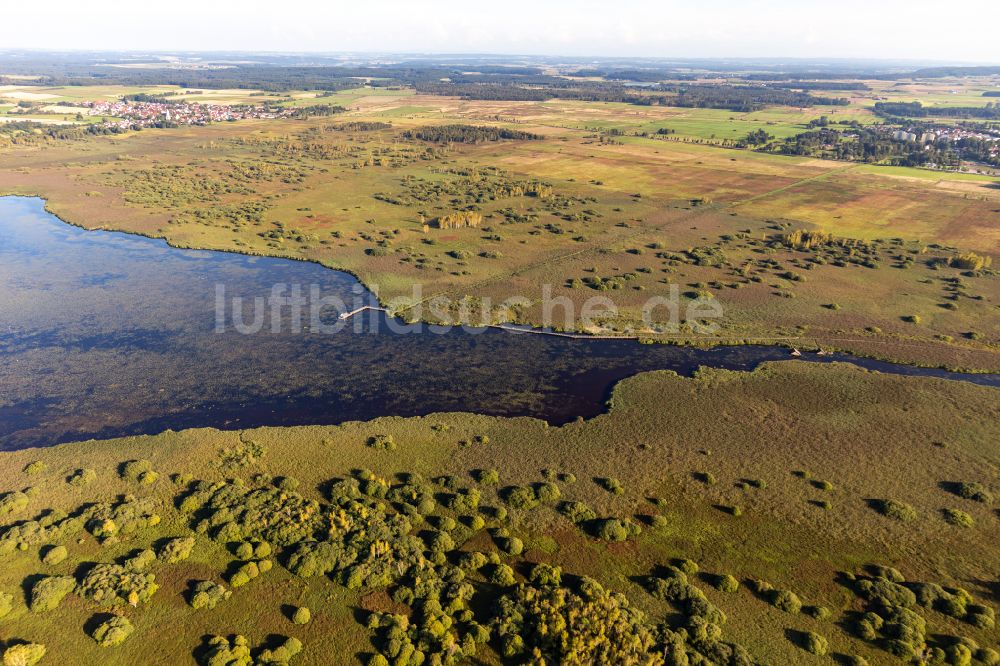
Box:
[0,362,996,665]
[0,86,996,371]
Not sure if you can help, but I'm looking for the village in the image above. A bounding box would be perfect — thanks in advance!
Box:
[83,99,295,130]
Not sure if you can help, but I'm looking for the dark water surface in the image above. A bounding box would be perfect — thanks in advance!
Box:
[1,196,997,451]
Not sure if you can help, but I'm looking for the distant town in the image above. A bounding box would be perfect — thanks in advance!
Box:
[83,99,298,130]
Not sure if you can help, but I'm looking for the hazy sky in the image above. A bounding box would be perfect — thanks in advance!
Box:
[7,0,999,62]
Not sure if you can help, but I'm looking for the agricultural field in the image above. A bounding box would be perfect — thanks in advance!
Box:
[0,363,997,665]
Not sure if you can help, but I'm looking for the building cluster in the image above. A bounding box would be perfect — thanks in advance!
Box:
[891,125,1000,146]
[84,100,293,130]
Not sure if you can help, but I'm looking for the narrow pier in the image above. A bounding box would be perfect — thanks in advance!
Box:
[338,305,387,320]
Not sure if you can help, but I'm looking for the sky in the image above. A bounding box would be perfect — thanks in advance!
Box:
[5,0,999,63]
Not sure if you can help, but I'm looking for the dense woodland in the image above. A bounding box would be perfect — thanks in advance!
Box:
[769,125,1000,167]
[401,125,542,144]
[875,102,1000,121]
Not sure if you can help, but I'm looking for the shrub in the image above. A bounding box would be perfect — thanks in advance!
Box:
[120,459,153,482]
[948,481,993,503]
[592,518,641,542]
[235,542,254,560]
[503,486,539,511]
[949,252,991,271]
[460,552,488,571]
[292,606,311,625]
[676,559,699,575]
[558,501,596,524]
[188,581,231,610]
[475,469,499,485]
[78,562,158,607]
[42,545,68,566]
[714,575,739,593]
[529,564,562,587]
[771,589,802,614]
[23,461,47,475]
[490,563,516,586]
[2,643,46,666]
[976,648,999,665]
[29,575,76,612]
[158,537,196,563]
[804,605,831,620]
[200,635,251,666]
[856,578,916,608]
[801,631,828,656]
[498,536,524,556]
[91,615,135,647]
[494,577,660,663]
[942,508,974,527]
[229,561,262,588]
[69,468,97,486]
[694,472,717,485]
[535,482,561,503]
[276,477,299,491]
[648,515,668,529]
[367,434,397,450]
[872,499,917,522]
[598,478,624,494]
[0,491,29,517]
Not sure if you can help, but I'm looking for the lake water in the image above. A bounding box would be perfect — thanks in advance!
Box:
[1,196,996,451]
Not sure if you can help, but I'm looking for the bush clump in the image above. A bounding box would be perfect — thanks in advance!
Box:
[770,589,802,614]
[78,558,159,607]
[29,575,76,612]
[23,461,47,476]
[257,636,303,665]
[598,478,624,494]
[495,577,659,663]
[558,500,596,524]
[591,518,642,542]
[535,482,561,503]
[714,574,739,593]
[120,459,157,484]
[502,486,539,511]
[69,468,97,486]
[367,434,397,451]
[42,545,68,566]
[188,581,232,610]
[948,481,993,503]
[942,508,974,527]
[292,606,311,625]
[1,643,46,666]
[91,615,135,647]
[800,631,828,656]
[200,635,251,666]
[158,537,196,563]
[871,499,917,522]
[475,469,499,485]
[0,490,29,517]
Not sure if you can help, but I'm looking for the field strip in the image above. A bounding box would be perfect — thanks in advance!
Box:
[728,163,860,207]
